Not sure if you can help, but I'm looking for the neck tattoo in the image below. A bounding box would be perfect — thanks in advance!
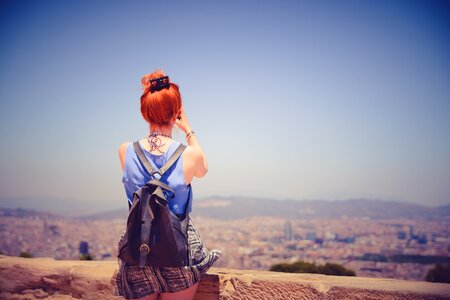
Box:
[147,131,172,153]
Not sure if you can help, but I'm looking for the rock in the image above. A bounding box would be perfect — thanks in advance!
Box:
[20,288,48,299]
[1,254,449,299]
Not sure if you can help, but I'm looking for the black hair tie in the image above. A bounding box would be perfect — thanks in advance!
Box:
[149,76,170,93]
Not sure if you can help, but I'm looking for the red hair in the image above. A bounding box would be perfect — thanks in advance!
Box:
[140,69,182,126]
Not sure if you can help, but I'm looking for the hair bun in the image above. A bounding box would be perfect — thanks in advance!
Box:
[141,69,169,90]
[149,76,170,93]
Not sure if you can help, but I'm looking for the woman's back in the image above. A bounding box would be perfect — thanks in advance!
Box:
[121,139,193,215]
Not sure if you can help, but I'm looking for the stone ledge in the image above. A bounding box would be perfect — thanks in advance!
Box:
[0,254,449,299]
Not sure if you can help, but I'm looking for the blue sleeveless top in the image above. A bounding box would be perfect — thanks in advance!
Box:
[122,140,193,215]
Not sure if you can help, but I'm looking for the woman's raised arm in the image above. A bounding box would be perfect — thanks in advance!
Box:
[175,105,208,178]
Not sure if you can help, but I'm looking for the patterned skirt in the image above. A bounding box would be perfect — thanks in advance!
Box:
[111,217,222,299]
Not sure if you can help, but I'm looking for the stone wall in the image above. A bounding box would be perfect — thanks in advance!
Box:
[1,255,449,299]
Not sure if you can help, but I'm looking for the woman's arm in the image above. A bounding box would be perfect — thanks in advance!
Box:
[175,105,208,178]
[186,133,208,178]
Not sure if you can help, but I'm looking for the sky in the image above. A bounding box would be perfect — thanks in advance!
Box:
[0,0,449,213]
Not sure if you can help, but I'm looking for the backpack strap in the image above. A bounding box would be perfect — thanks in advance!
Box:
[159,143,186,175]
[133,141,158,177]
[133,141,186,178]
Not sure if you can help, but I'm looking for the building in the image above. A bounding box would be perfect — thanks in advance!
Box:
[79,241,89,255]
[284,220,292,241]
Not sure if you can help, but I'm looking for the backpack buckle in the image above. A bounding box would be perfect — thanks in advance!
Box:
[140,243,150,253]
[152,172,162,180]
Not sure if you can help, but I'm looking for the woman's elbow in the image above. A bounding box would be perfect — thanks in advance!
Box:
[195,166,208,178]
[193,149,208,178]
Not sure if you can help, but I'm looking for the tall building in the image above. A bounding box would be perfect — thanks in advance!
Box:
[284,220,292,241]
[409,224,414,239]
[79,241,89,255]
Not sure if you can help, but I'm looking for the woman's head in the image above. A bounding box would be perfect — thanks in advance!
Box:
[140,69,181,127]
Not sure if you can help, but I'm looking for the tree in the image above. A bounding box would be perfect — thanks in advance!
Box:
[318,262,356,276]
[19,251,33,258]
[270,262,317,273]
[425,264,450,283]
[270,260,356,276]
[79,253,94,260]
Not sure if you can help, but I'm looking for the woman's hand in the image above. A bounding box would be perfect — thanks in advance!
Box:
[175,105,192,134]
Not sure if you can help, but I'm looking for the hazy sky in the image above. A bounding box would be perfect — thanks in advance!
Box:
[0,0,449,211]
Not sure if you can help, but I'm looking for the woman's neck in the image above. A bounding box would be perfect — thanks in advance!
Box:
[149,124,173,138]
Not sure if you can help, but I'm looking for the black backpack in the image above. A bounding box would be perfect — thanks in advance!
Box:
[117,141,192,268]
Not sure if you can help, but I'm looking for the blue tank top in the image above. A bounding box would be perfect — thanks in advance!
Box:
[122,140,193,215]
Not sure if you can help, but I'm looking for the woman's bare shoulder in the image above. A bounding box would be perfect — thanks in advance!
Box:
[182,144,199,158]
[119,141,131,152]
[118,142,131,162]
[182,144,204,167]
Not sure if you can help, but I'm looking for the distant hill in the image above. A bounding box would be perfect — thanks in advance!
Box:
[76,207,129,220]
[4,196,445,221]
[0,196,123,217]
[0,197,450,220]
[0,207,62,219]
[189,197,450,220]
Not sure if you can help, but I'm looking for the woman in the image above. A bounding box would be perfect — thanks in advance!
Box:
[112,69,222,300]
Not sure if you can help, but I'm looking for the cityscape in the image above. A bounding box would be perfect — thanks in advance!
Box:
[1,198,448,282]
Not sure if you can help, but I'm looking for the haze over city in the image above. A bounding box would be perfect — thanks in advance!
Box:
[0,0,449,214]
